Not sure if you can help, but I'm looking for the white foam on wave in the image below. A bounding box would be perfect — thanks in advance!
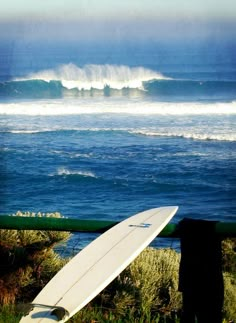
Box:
[131,130,236,142]
[54,167,97,178]
[15,63,168,90]
[3,129,51,134]
[1,100,236,116]
[4,126,235,142]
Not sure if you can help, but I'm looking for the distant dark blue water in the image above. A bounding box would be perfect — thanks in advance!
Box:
[0,42,236,247]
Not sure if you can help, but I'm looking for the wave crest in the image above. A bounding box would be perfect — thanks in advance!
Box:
[55,167,97,178]
[15,64,168,90]
[131,130,236,142]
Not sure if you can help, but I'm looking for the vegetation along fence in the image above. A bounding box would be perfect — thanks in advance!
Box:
[0,214,235,322]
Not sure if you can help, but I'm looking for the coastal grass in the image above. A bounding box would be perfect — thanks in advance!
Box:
[0,212,235,322]
[0,211,70,305]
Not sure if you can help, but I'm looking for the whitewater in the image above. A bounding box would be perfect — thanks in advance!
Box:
[1,99,236,116]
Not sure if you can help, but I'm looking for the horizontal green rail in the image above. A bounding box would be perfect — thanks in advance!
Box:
[0,215,236,237]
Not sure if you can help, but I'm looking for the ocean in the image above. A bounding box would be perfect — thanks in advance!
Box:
[0,41,235,248]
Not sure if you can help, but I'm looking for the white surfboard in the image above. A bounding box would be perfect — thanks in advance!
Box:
[20,206,178,322]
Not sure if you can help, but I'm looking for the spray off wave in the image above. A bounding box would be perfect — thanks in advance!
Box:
[15,64,167,90]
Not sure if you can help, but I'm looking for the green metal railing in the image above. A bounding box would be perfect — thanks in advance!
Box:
[0,215,236,237]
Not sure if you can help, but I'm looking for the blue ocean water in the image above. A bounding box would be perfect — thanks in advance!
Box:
[0,42,236,247]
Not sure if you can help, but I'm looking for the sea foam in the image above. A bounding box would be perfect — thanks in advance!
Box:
[130,130,236,142]
[1,100,236,116]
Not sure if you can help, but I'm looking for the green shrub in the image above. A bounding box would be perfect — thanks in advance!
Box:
[222,238,236,276]
[129,248,182,315]
[76,247,182,322]
[223,273,236,321]
[222,238,236,322]
[0,211,70,305]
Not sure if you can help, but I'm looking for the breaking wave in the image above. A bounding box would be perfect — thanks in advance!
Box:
[14,63,167,90]
[130,130,236,142]
[1,63,235,101]
[1,125,235,142]
[52,168,97,178]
